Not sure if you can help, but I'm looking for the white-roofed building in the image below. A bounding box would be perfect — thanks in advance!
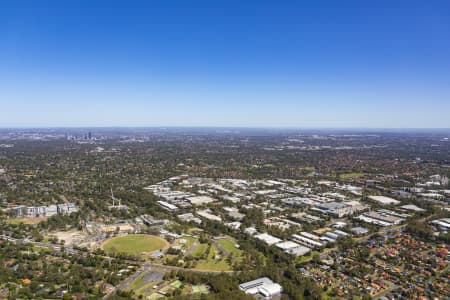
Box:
[400,204,425,212]
[157,200,178,211]
[244,227,258,236]
[368,195,400,205]
[255,233,282,245]
[239,277,283,298]
[286,245,311,256]
[259,283,283,298]
[350,227,369,235]
[196,209,222,222]
[187,196,216,206]
[292,234,324,248]
[225,221,242,230]
[275,241,300,250]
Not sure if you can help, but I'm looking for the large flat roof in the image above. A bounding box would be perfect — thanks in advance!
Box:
[368,195,400,205]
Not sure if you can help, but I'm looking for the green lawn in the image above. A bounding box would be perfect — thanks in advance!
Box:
[134,280,159,296]
[301,167,316,172]
[195,259,231,271]
[170,280,183,288]
[126,271,147,291]
[194,245,231,271]
[295,250,320,264]
[102,234,168,255]
[339,172,364,180]
[207,244,216,259]
[180,236,196,250]
[5,217,47,225]
[192,243,209,257]
[148,293,165,300]
[192,284,209,294]
[217,239,243,257]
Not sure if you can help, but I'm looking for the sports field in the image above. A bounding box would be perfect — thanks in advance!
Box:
[102,234,168,255]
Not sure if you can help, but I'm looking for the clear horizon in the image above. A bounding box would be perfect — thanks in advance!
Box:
[1,1,450,128]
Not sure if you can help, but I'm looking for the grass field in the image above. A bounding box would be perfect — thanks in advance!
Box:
[5,217,47,225]
[195,259,231,271]
[295,250,320,264]
[339,172,364,179]
[170,280,183,288]
[301,167,316,172]
[192,285,209,294]
[217,239,243,257]
[148,293,164,300]
[192,243,209,257]
[194,244,232,271]
[180,236,196,250]
[102,234,168,255]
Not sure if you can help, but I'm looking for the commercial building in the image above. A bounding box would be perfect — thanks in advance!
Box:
[45,205,58,216]
[431,218,450,230]
[299,232,321,241]
[275,241,300,251]
[244,227,258,236]
[312,201,368,218]
[196,209,222,222]
[290,212,324,223]
[57,203,78,214]
[187,196,216,206]
[364,211,404,225]
[286,245,311,256]
[239,277,283,298]
[400,204,425,212]
[367,196,401,205]
[157,200,178,211]
[255,233,282,245]
[9,203,78,218]
[350,227,369,235]
[225,221,242,230]
[357,210,405,226]
[177,213,202,224]
[292,234,324,249]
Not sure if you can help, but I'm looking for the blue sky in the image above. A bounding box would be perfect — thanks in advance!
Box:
[1,0,449,128]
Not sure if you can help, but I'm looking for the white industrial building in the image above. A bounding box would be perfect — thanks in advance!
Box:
[286,245,311,256]
[187,196,216,206]
[255,233,282,245]
[357,210,405,226]
[244,227,258,236]
[299,231,321,241]
[9,203,78,218]
[367,195,400,205]
[431,218,450,230]
[400,204,425,212]
[239,277,283,298]
[157,200,178,211]
[292,234,324,249]
[275,241,300,251]
[196,209,222,222]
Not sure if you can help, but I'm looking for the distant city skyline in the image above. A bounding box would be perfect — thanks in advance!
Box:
[1,1,450,128]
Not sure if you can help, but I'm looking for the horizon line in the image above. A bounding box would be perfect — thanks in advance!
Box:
[0,126,449,131]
